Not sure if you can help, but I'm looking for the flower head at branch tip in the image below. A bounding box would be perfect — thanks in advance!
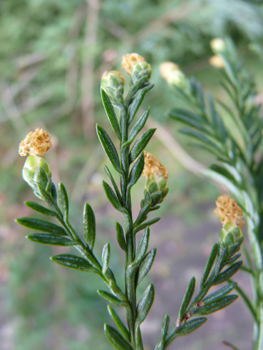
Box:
[142,152,169,206]
[209,55,224,69]
[121,53,145,75]
[210,38,226,54]
[19,127,52,157]
[143,152,168,181]
[101,71,125,103]
[214,195,244,248]
[159,62,186,88]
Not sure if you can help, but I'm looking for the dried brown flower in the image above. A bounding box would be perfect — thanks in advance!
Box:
[19,128,52,156]
[142,152,168,181]
[214,195,244,228]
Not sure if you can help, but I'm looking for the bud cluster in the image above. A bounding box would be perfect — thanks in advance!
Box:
[214,195,244,248]
[159,62,186,88]
[19,127,52,157]
[141,152,169,208]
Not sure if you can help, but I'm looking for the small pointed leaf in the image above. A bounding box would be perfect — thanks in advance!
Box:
[98,290,128,307]
[200,243,219,287]
[130,129,156,162]
[136,284,155,325]
[161,314,170,339]
[107,305,130,342]
[128,153,144,188]
[102,242,110,275]
[213,261,242,285]
[194,295,238,316]
[27,233,75,246]
[134,227,150,264]
[176,317,207,337]
[101,89,121,140]
[24,201,56,217]
[137,249,156,285]
[104,324,133,350]
[116,222,127,252]
[51,254,98,273]
[103,181,127,213]
[96,124,122,174]
[16,217,67,236]
[125,108,150,147]
[58,182,69,219]
[83,203,96,249]
[179,277,196,319]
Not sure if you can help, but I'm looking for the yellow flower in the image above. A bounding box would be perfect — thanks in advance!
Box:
[209,55,224,68]
[143,152,168,181]
[19,128,52,157]
[159,62,186,87]
[210,38,225,54]
[214,195,244,229]
[121,53,145,74]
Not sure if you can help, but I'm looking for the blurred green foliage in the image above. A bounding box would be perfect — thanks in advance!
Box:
[1,0,263,349]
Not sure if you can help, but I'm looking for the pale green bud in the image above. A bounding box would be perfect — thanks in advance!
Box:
[22,155,51,195]
[219,222,244,249]
[101,71,125,104]
[210,38,226,54]
[130,61,152,84]
[145,173,169,206]
[159,62,186,88]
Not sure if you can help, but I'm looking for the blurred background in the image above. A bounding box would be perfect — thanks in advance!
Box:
[1,0,263,349]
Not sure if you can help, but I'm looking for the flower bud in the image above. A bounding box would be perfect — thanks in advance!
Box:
[142,152,168,206]
[219,222,244,248]
[19,127,52,157]
[130,61,152,84]
[22,155,52,196]
[209,55,224,68]
[159,62,186,88]
[101,70,125,104]
[210,38,226,54]
[121,53,151,85]
[214,195,244,248]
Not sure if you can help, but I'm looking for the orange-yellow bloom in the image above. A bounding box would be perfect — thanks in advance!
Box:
[121,53,145,74]
[19,128,52,157]
[214,195,244,228]
[143,152,168,181]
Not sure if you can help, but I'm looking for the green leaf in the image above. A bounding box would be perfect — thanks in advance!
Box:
[104,324,133,350]
[170,109,203,123]
[104,166,122,204]
[137,249,156,285]
[134,227,150,264]
[194,295,238,316]
[36,186,58,212]
[107,305,130,342]
[128,86,152,124]
[96,124,122,174]
[170,111,208,134]
[202,283,236,304]
[214,261,242,285]
[134,203,151,226]
[27,233,75,246]
[128,153,144,189]
[24,201,56,217]
[103,181,127,213]
[102,242,110,275]
[16,217,67,236]
[51,254,97,273]
[116,222,127,252]
[209,165,237,184]
[83,203,96,249]
[161,314,170,339]
[176,317,207,336]
[134,217,160,234]
[136,284,155,325]
[101,89,121,140]
[98,290,128,307]
[135,325,143,350]
[180,129,222,152]
[58,182,69,220]
[200,243,219,287]
[130,129,156,162]
[179,277,195,320]
[124,108,150,147]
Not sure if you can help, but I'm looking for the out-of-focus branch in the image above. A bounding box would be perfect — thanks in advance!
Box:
[147,116,205,174]
[81,0,101,139]
[66,2,87,101]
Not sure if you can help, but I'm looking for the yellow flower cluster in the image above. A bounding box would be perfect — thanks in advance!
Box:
[121,53,145,74]
[142,152,168,181]
[19,128,52,157]
[214,195,244,228]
